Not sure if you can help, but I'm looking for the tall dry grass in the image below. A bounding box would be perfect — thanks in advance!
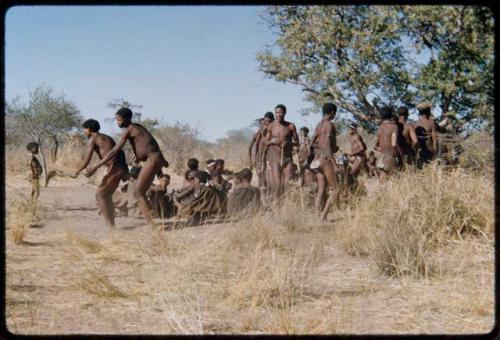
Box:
[333,164,493,278]
[6,197,41,245]
[5,128,494,334]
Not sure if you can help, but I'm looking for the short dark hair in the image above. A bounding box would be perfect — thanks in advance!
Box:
[82,119,101,132]
[300,127,309,134]
[160,174,170,181]
[216,159,224,166]
[322,102,337,115]
[187,158,199,170]
[275,104,287,114]
[197,170,210,184]
[264,111,275,121]
[115,107,133,121]
[237,168,253,182]
[380,106,394,120]
[418,108,431,117]
[397,106,409,118]
[26,142,38,152]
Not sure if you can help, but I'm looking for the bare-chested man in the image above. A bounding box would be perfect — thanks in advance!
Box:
[264,105,299,199]
[85,108,169,228]
[248,112,274,189]
[71,119,129,228]
[397,106,418,166]
[414,102,438,168]
[346,122,367,178]
[309,103,339,220]
[374,107,401,183]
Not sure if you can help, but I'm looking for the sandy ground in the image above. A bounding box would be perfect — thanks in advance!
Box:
[5,172,494,335]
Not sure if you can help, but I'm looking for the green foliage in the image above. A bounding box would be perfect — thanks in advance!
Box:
[257,6,410,131]
[401,6,494,130]
[6,85,82,143]
[6,85,82,186]
[257,5,494,132]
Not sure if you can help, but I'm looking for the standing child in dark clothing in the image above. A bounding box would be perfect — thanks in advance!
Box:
[26,142,43,206]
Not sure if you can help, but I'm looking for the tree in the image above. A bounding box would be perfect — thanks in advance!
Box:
[401,5,494,131]
[105,98,161,132]
[256,6,412,131]
[257,5,494,133]
[6,85,82,186]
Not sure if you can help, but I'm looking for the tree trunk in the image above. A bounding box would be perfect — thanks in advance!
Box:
[440,91,453,116]
[37,138,49,188]
[51,135,59,162]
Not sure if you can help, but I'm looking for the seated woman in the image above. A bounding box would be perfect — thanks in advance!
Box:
[174,171,222,226]
[227,168,261,218]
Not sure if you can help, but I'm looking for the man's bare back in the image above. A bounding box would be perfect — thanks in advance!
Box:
[374,107,401,182]
[310,103,339,220]
[93,134,127,168]
[376,121,399,156]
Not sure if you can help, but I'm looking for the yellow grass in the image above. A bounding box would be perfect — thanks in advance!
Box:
[333,163,493,278]
[5,131,494,334]
[6,198,38,245]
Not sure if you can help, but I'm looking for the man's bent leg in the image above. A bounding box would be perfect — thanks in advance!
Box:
[133,155,162,228]
[315,171,326,217]
[96,168,123,228]
[320,161,338,221]
[350,158,362,178]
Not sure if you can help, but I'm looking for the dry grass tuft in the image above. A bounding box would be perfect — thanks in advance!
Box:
[6,198,39,245]
[334,164,493,278]
[65,230,103,254]
[76,268,129,300]
[458,132,494,179]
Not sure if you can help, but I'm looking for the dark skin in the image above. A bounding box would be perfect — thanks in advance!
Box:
[374,119,400,184]
[415,113,438,166]
[347,127,367,178]
[310,111,338,221]
[248,119,265,169]
[27,145,42,204]
[86,115,168,229]
[249,117,273,188]
[72,128,128,228]
[264,107,299,199]
[398,115,418,165]
[298,130,315,187]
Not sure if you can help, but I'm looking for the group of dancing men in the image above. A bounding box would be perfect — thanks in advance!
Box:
[24,101,443,229]
[247,101,440,221]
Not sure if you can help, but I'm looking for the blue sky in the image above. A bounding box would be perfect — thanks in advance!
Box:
[5,6,319,142]
[5,6,431,141]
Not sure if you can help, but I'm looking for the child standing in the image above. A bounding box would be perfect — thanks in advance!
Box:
[26,142,43,205]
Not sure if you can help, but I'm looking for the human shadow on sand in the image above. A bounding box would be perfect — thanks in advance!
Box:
[58,206,98,211]
[19,240,53,247]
